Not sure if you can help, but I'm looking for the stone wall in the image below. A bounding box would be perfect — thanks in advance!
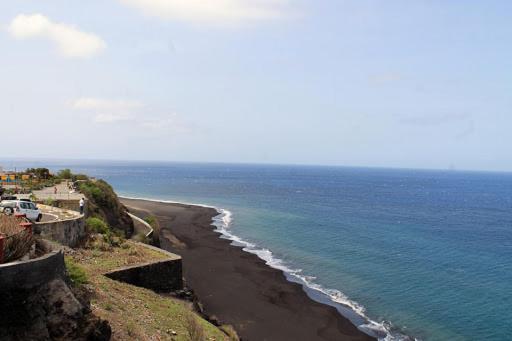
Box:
[105,244,182,292]
[34,215,86,248]
[0,240,65,291]
[36,199,81,212]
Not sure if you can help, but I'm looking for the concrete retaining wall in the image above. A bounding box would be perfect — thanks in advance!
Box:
[127,212,154,238]
[34,215,86,248]
[36,199,81,212]
[105,244,182,292]
[0,241,65,291]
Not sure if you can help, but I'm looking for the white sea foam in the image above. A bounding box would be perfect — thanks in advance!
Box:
[121,195,415,341]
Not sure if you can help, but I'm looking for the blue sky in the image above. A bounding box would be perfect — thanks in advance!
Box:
[0,1,510,171]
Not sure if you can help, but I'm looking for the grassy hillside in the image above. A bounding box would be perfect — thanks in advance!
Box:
[66,240,233,341]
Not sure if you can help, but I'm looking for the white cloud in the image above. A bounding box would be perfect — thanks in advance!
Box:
[71,97,189,132]
[118,0,289,23]
[93,113,134,123]
[72,98,143,112]
[72,97,143,123]
[8,14,106,58]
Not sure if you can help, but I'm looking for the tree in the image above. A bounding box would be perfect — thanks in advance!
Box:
[57,169,72,179]
[26,168,51,180]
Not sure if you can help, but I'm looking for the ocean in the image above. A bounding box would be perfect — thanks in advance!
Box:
[3,160,511,340]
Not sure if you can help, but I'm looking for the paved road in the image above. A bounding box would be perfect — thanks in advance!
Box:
[17,181,83,201]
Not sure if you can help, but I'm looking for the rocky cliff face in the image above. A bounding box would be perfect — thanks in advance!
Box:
[0,278,111,341]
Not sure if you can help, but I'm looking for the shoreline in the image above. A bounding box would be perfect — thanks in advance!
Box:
[120,196,379,341]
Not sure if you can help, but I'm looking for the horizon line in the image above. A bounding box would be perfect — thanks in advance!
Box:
[0,157,510,175]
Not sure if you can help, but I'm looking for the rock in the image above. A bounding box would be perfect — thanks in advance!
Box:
[0,279,111,341]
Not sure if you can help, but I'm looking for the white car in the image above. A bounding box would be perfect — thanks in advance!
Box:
[0,200,42,222]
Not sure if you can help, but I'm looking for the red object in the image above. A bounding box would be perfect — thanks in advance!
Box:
[0,235,5,264]
[19,222,33,236]
[14,213,26,219]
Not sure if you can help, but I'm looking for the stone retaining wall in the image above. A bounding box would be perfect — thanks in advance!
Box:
[36,199,81,212]
[34,215,86,248]
[0,240,65,291]
[104,244,182,292]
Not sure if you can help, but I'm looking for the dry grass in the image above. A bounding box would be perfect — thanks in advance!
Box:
[0,214,22,236]
[185,312,206,341]
[219,325,239,341]
[67,241,229,341]
[0,215,34,263]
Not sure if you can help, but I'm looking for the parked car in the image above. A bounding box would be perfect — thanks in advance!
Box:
[1,195,17,201]
[0,200,42,222]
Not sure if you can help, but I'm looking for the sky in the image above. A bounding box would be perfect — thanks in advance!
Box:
[0,1,511,171]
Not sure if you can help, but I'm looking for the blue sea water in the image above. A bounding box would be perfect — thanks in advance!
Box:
[3,160,512,340]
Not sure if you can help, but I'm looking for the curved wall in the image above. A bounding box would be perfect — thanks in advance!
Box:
[0,246,65,291]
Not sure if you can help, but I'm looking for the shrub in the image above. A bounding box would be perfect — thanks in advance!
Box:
[144,215,161,246]
[30,184,44,191]
[25,168,51,180]
[86,217,127,248]
[0,215,34,263]
[133,232,150,244]
[72,174,89,181]
[43,179,55,187]
[44,198,56,206]
[57,169,72,180]
[65,257,88,286]
[78,179,134,238]
[185,313,206,341]
[86,217,109,234]
[144,216,157,226]
[80,181,111,208]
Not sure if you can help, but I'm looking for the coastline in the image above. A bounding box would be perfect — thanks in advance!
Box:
[120,196,378,341]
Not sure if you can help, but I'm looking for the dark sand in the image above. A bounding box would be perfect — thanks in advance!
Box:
[121,198,375,341]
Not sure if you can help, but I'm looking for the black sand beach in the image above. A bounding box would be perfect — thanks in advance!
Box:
[121,198,374,341]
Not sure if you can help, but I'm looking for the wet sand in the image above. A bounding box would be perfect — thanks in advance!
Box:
[121,198,375,341]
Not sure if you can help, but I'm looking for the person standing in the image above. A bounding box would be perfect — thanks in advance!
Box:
[79,197,85,215]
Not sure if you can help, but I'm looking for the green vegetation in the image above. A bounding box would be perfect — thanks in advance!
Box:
[44,198,56,207]
[133,232,150,244]
[79,180,134,237]
[144,215,161,246]
[65,257,88,286]
[185,312,206,341]
[72,174,89,181]
[86,217,109,234]
[68,241,232,340]
[80,180,115,209]
[86,217,126,249]
[55,168,88,181]
[57,169,72,179]
[143,216,157,226]
[25,167,51,180]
